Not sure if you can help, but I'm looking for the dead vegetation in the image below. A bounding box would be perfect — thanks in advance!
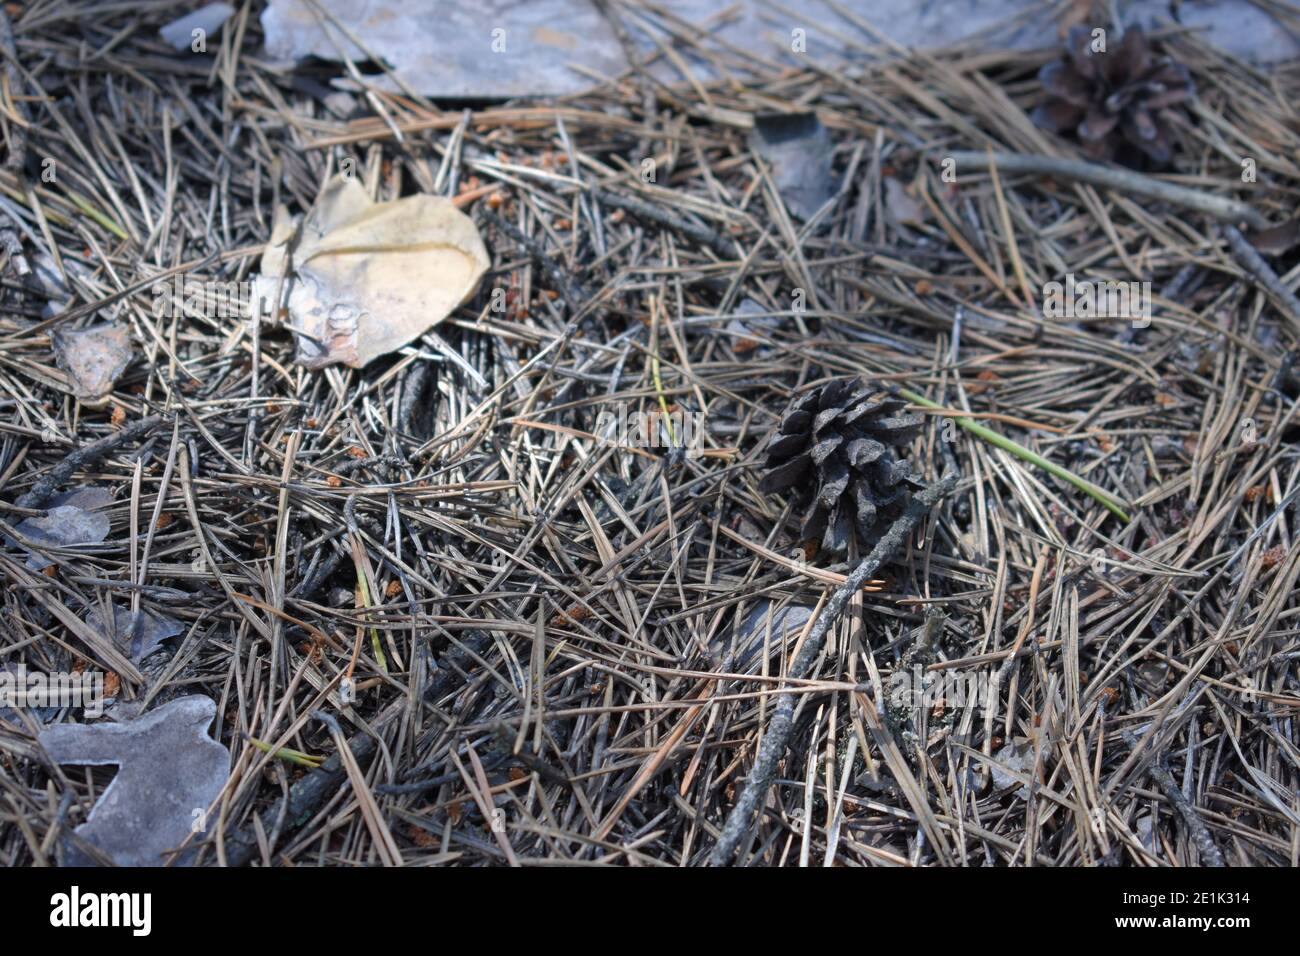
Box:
[0,4,1297,866]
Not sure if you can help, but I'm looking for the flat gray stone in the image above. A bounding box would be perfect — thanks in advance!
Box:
[260,1,1298,102]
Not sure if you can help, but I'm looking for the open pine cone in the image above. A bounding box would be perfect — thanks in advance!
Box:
[1032,25,1194,165]
[758,380,924,554]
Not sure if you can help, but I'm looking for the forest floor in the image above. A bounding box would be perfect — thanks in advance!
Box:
[0,3,1297,866]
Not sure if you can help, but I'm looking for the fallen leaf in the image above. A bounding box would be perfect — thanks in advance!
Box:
[86,605,185,662]
[717,601,815,673]
[251,175,489,369]
[1247,217,1300,256]
[159,3,234,51]
[884,176,927,227]
[50,324,133,405]
[750,112,836,221]
[38,696,229,866]
[11,486,113,570]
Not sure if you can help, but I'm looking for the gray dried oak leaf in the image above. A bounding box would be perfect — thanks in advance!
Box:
[715,601,814,673]
[11,486,113,570]
[39,696,228,867]
[750,112,835,221]
[87,605,184,662]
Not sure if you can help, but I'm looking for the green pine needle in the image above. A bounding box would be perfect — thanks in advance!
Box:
[898,387,1131,523]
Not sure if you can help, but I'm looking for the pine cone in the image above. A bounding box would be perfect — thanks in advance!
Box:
[758,380,923,554]
[1032,25,1194,165]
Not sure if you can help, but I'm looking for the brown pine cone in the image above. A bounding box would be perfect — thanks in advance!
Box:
[1032,25,1194,165]
[758,380,924,554]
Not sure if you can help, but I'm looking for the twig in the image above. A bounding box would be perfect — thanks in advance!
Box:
[0,7,29,174]
[1221,224,1300,335]
[592,188,737,258]
[0,7,30,276]
[482,209,589,306]
[947,152,1270,230]
[13,415,163,510]
[222,730,379,867]
[1122,730,1224,867]
[707,471,957,865]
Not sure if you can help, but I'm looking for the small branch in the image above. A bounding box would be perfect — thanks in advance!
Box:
[1221,224,1300,336]
[14,415,163,511]
[592,188,737,258]
[0,7,29,173]
[707,471,957,866]
[1123,730,1224,867]
[221,730,379,867]
[947,152,1269,231]
[0,7,30,276]
[482,209,589,306]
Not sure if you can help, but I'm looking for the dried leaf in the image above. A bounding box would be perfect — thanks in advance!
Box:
[50,323,133,405]
[884,176,927,227]
[87,605,185,662]
[38,696,229,866]
[11,486,113,570]
[252,175,489,369]
[750,113,836,221]
[714,601,814,673]
[1247,217,1300,256]
[159,3,234,51]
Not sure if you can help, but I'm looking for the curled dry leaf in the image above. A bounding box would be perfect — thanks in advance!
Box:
[252,174,490,369]
[750,112,835,221]
[49,323,133,405]
[883,176,927,228]
[716,601,814,673]
[1247,217,1300,256]
[87,605,185,662]
[10,486,113,570]
[159,3,234,51]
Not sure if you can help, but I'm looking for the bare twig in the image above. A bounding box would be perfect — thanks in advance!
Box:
[708,471,957,866]
[947,151,1270,230]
